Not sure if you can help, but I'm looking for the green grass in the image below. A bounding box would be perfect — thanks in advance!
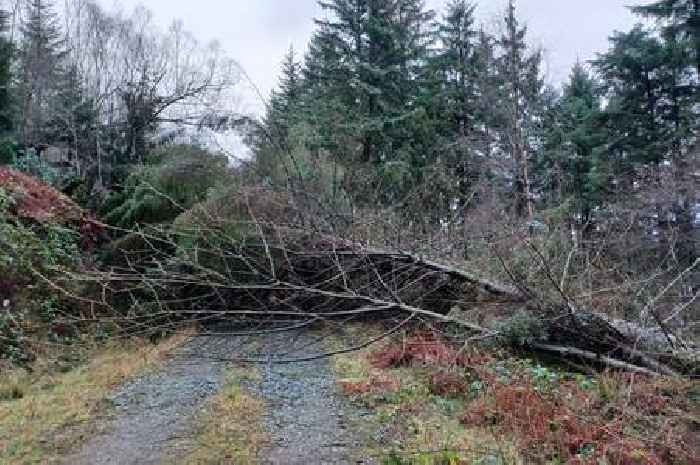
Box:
[180,365,267,465]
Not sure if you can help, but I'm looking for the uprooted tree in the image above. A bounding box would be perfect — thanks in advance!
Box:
[37,185,697,377]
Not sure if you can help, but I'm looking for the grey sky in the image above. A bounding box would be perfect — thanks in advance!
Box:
[110,0,641,114]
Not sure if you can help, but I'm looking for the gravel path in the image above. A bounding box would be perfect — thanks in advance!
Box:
[63,330,374,465]
[63,337,234,465]
[248,332,374,465]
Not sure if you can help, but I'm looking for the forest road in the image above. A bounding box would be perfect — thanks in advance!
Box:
[62,330,374,465]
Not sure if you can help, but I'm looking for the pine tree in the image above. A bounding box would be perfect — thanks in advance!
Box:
[300,23,355,157]
[430,0,479,139]
[18,0,66,147]
[633,0,699,75]
[314,0,434,165]
[45,65,97,176]
[265,45,303,148]
[494,0,544,218]
[539,63,606,224]
[0,9,14,136]
[593,26,674,168]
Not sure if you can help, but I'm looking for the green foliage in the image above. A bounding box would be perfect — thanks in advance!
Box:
[263,45,303,149]
[0,187,81,364]
[0,137,16,165]
[538,63,607,221]
[101,145,230,229]
[495,310,549,348]
[632,0,699,74]
[10,148,61,184]
[382,450,462,465]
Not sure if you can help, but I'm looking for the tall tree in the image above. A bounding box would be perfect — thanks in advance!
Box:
[633,0,700,75]
[45,64,97,176]
[494,0,544,218]
[299,23,354,158]
[264,45,303,148]
[430,0,479,139]
[0,8,14,136]
[17,0,66,148]
[594,26,678,168]
[314,0,434,165]
[539,63,606,225]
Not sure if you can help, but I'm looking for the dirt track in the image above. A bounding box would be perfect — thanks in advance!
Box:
[64,331,373,465]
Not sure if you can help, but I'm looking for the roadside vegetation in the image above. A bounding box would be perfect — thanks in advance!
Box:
[181,365,267,465]
[330,324,699,465]
[0,334,189,465]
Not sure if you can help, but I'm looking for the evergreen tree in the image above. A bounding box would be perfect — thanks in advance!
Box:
[418,1,486,211]
[494,0,544,218]
[300,23,354,157]
[265,45,303,148]
[539,63,606,224]
[593,26,675,168]
[430,0,479,139]
[0,9,14,136]
[45,65,97,176]
[18,0,66,148]
[633,0,700,75]
[314,0,434,165]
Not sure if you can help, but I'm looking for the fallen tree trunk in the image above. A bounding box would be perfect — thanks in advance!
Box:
[54,217,693,377]
[531,343,663,377]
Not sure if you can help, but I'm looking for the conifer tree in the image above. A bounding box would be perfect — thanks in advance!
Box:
[46,64,97,175]
[314,0,434,165]
[18,0,66,147]
[633,0,699,75]
[540,63,606,224]
[265,45,303,148]
[594,26,674,168]
[300,23,354,157]
[494,0,544,218]
[431,0,479,139]
[0,9,14,136]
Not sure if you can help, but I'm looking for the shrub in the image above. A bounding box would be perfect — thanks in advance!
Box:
[495,310,549,348]
[369,332,479,369]
[428,371,467,398]
[102,144,230,229]
[0,179,83,364]
[460,374,694,465]
[0,138,16,165]
[9,148,61,185]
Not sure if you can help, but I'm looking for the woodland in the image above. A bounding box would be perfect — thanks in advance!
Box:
[0,0,698,463]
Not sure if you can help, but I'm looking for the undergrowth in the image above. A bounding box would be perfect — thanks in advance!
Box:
[330,325,699,465]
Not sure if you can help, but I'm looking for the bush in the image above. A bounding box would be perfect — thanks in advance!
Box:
[0,187,82,364]
[495,310,549,348]
[102,144,231,229]
[0,138,16,165]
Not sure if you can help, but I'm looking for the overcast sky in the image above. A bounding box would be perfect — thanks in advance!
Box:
[107,0,641,115]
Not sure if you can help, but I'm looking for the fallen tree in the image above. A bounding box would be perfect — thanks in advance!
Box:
[45,187,697,377]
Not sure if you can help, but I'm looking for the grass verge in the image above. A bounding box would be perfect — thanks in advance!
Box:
[328,325,522,465]
[181,364,267,465]
[0,333,189,465]
[328,324,699,465]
